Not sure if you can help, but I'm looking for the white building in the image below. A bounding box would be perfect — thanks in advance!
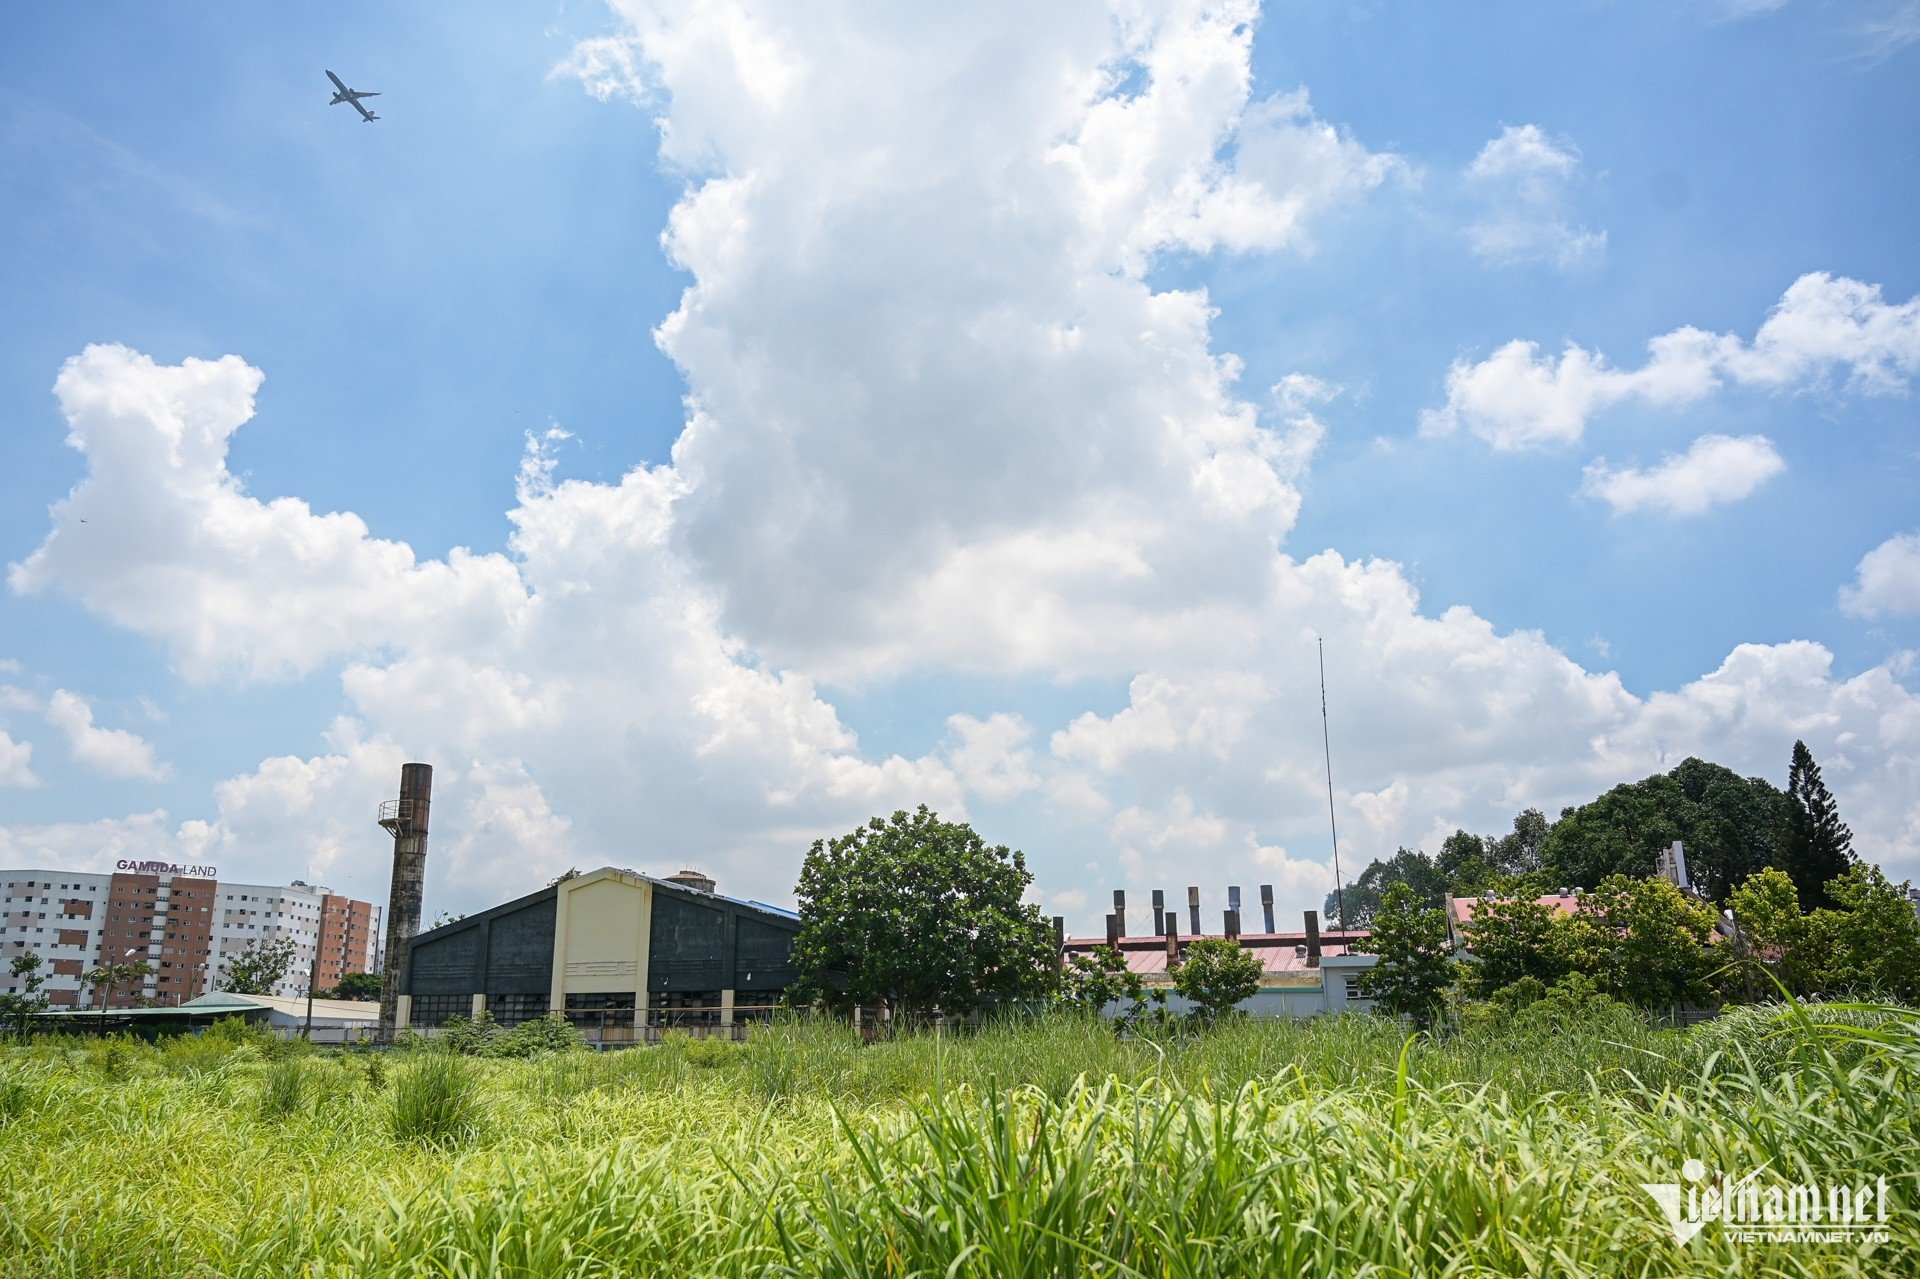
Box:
[1,865,379,1008]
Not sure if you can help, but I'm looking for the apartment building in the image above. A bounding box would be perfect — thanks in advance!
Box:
[1,865,380,1007]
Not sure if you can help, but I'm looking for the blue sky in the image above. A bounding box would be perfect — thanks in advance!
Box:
[1,2,1916,928]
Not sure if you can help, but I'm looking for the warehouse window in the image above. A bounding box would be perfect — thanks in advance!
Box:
[649,990,722,1028]
[487,993,549,1028]
[408,995,469,1029]
[564,992,635,1031]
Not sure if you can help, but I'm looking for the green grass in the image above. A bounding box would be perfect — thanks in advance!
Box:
[0,1006,1913,1276]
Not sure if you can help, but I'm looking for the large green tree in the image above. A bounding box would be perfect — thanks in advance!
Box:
[1170,937,1263,1023]
[1324,847,1446,928]
[1461,893,1564,998]
[320,971,382,1001]
[1552,875,1719,1011]
[1060,945,1149,1020]
[1781,741,1855,910]
[217,935,298,995]
[1541,760,1791,903]
[1357,884,1455,1026]
[788,807,1055,1019]
[1803,865,1920,1001]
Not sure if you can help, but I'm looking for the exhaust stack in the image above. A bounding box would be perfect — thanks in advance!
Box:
[377,762,432,1035]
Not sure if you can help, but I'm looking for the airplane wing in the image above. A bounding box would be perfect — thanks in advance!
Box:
[326,70,349,94]
[351,98,378,122]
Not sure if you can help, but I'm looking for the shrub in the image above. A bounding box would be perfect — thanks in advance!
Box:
[439,1012,501,1057]
[0,1076,32,1124]
[257,1059,306,1123]
[494,1013,586,1059]
[390,1054,480,1147]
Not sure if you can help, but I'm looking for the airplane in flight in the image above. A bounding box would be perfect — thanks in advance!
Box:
[325,70,380,122]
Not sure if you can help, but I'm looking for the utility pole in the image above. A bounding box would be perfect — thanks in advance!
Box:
[303,937,320,1040]
[1319,638,1349,934]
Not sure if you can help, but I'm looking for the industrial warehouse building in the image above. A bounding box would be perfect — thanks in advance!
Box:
[398,866,801,1039]
[1059,887,1379,1019]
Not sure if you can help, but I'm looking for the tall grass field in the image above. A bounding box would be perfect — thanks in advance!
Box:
[0,1004,1913,1276]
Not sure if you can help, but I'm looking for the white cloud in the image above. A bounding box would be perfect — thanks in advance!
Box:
[43,689,169,781]
[1423,272,1920,449]
[1841,532,1920,618]
[944,713,1041,804]
[7,345,530,684]
[1580,433,1786,516]
[3,3,1917,930]
[0,731,37,788]
[1463,124,1605,268]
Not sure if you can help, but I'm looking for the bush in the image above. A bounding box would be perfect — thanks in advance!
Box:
[0,1076,32,1124]
[438,1012,502,1057]
[494,1013,586,1059]
[257,1059,306,1123]
[390,1054,480,1147]
[1679,999,1918,1079]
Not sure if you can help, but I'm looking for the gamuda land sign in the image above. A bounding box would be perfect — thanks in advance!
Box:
[114,859,219,878]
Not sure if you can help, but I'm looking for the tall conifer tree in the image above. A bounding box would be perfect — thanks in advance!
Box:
[1783,740,1854,910]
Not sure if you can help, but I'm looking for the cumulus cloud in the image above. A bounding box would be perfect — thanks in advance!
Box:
[7,345,529,685]
[1580,433,1786,516]
[561,0,1388,680]
[43,689,169,781]
[0,731,36,788]
[4,2,1917,930]
[1463,124,1604,268]
[1841,532,1920,618]
[1423,272,1920,449]
[945,714,1041,804]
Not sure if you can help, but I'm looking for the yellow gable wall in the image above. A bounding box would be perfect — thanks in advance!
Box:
[549,872,652,1003]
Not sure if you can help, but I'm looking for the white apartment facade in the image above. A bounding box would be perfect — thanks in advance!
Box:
[1,864,380,1008]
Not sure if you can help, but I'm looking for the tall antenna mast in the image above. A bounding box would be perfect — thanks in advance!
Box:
[1319,637,1348,932]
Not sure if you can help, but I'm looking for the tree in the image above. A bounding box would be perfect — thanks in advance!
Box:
[83,957,154,1021]
[1357,884,1454,1025]
[320,971,382,1001]
[1669,759,1790,901]
[0,951,50,1041]
[1325,847,1445,929]
[1488,809,1550,876]
[1553,876,1718,1011]
[1170,937,1263,1023]
[1803,864,1920,1001]
[1461,892,1564,998]
[1436,831,1497,897]
[1059,946,1148,1019]
[1725,867,1811,996]
[1782,741,1855,910]
[1542,776,1688,889]
[1539,761,1793,903]
[218,935,299,995]
[788,807,1055,1019]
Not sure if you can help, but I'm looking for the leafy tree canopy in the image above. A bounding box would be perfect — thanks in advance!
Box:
[1170,937,1263,1023]
[1551,875,1720,1010]
[320,971,382,1001]
[1357,883,1455,1025]
[788,806,1055,1019]
[0,951,50,1041]
[218,935,298,995]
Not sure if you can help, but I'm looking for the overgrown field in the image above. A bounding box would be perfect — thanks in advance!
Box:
[0,1002,1914,1277]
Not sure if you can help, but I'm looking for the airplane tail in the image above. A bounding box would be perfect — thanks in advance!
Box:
[365,114,380,122]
